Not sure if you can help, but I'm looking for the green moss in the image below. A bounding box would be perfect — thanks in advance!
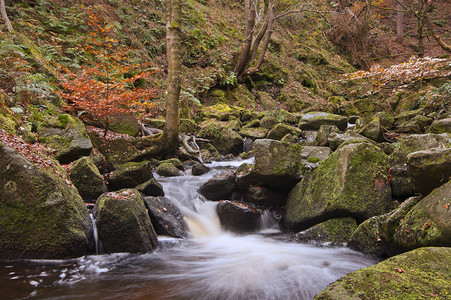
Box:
[307,157,320,163]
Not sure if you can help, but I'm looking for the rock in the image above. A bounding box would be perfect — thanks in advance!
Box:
[108,114,141,136]
[217,200,262,232]
[258,91,276,110]
[357,117,384,142]
[237,139,332,189]
[155,162,183,177]
[353,98,374,113]
[108,161,154,190]
[393,181,451,249]
[394,108,424,125]
[315,125,339,147]
[327,131,372,150]
[0,143,93,259]
[202,104,241,121]
[429,118,451,134]
[292,217,357,245]
[284,142,392,231]
[407,147,451,195]
[94,189,158,253]
[299,130,317,146]
[298,111,347,131]
[191,163,211,176]
[348,196,421,257]
[70,157,107,202]
[260,115,281,130]
[398,115,433,133]
[37,114,92,164]
[160,158,184,171]
[199,119,244,155]
[136,178,164,197]
[90,148,114,174]
[239,127,269,140]
[280,133,299,144]
[143,196,186,238]
[200,143,222,161]
[243,186,286,208]
[315,247,451,299]
[389,166,417,198]
[199,170,237,200]
[275,109,297,124]
[143,117,166,130]
[267,123,302,140]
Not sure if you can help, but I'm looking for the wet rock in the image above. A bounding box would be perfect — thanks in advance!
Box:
[95,189,158,253]
[429,118,451,134]
[315,247,451,299]
[298,111,347,131]
[143,196,186,238]
[393,181,451,249]
[37,114,92,164]
[292,217,357,245]
[267,123,302,140]
[155,162,183,177]
[243,186,286,208]
[0,143,93,259]
[70,156,107,202]
[136,178,165,197]
[284,142,392,231]
[160,158,184,171]
[217,200,262,232]
[199,170,237,201]
[348,196,421,257]
[407,147,451,195]
[191,163,211,176]
[108,161,154,190]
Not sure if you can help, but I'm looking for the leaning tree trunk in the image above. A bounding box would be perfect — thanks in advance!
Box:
[164,0,181,155]
[0,0,12,32]
[234,0,256,82]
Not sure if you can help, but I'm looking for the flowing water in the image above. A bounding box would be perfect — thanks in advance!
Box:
[0,159,378,300]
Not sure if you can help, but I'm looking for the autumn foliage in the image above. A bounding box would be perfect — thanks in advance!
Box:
[58,11,158,135]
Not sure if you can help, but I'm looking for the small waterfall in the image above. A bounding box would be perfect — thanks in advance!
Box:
[89,213,102,255]
[259,210,281,231]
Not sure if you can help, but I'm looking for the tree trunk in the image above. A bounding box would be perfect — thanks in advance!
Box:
[425,14,451,53]
[0,0,12,32]
[164,0,181,155]
[235,0,256,82]
[396,1,404,43]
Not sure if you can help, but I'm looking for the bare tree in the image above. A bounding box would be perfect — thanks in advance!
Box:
[396,0,404,43]
[1,0,13,32]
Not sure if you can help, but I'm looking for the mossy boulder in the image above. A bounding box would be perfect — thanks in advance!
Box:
[298,112,347,131]
[155,162,183,177]
[239,127,269,140]
[353,98,374,113]
[70,156,107,202]
[292,217,357,245]
[37,114,92,164]
[429,118,451,134]
[407,147,451,195]
[199,119,244,155]
[315,125,340,147]
[327,131,373,150]
[284,142,392,231]
[191,163,211,176]
[348,196,421,257]
[88,131,140,164]
[243,185,286,208]
[260,115,281,130]
[202,104,241,121]
[94,189,158,253]
[136,178,164,197]
[267,123,303,140]
[108,161,154,190]
[393,181,451,249]
[0,143,93,259]
[143,196,186,238]
[108,114,141,136]
[199,170,237,201]
[217,200,263,233]
[398,115,433,133]
[257,91,276,110]
[315,247,451,299]
[357,117,384,142]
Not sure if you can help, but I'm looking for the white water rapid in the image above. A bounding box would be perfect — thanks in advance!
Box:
[0,158,378,300]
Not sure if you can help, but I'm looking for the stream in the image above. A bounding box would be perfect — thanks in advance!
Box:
[0,159,378,300]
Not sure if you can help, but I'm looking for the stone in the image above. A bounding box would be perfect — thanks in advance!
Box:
[199,119,244,155]
[136,178,165,197]
[155,162,183,177]
[94,189,158,253]
[243,186,286,208]
[327,131,372,150]
[143,196,186,238]
[292,217,357,245]
[429,118,451,134]
[389,166,417,198]
[202,104,241,121]
[315,247,451,299]
[284,142,392,231]
[357,117,384,142]
[37,114,92,164]
[260,115,281,130]
[298,111,347,131]
[315,125,339,147]
[217,200,262,232]
[70,156,107,202]
[267,123,302,140]
[199,170,237,201]
[108,161,154,190]
[280,133,299,144]
[239,127,269,140]
[191,163,211,176]
[407,147,451,195]
[0,143,93,259]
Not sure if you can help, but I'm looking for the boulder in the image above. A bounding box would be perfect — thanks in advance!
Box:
[348,196,421,257]
[199,170,237,201]
[284,142,392,231]
[315,125,339,147]
[160,158,184,171]
[70,156,107,202]
[136,178,165,197]
[292,217,357,245]
[94,189,158,253]
[267,123,302,140]
[389,166,417,198]
[327,131,373,150]
[280,133,300,144]
[393,181,451,249]
[429,118,451,134]
[143,196,186,238]
[243,186,286,208]
[191,163,211,176]
[260,115,281,130]
[108,114,141,136]
[298,111,347,131]
[199,119,244,155]
[236,139,332,190]
[217,200,262,232]
[201,104,241,121]
[357,117,384,142]
[108,161,154,190]
[406,147,451,195]
[315,247,451,299]
[156,162,183,177]
[37,114,92,164]
[238,127,269,140]
[0,143,93,259]
[398,115,433,133]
